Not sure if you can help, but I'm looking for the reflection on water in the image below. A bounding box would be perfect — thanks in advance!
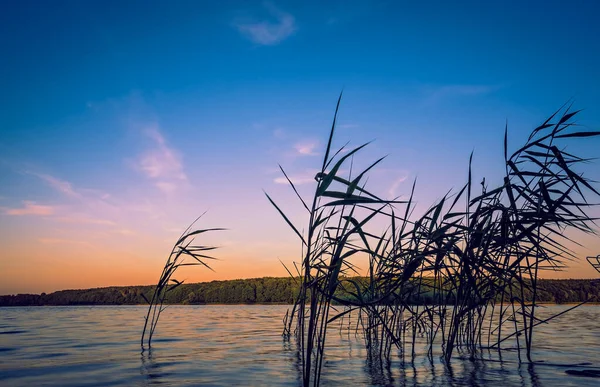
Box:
[0,305,599,386]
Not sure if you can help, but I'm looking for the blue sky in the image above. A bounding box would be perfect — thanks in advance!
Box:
[1,0,599,293]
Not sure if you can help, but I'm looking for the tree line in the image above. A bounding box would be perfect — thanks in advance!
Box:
[1,277,599,306]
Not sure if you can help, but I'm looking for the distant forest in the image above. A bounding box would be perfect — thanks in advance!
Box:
[1,277,600,306]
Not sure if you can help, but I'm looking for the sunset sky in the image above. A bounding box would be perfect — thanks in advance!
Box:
[1,0,600,294]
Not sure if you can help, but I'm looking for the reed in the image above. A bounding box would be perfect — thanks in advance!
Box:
[588,254,600,274]
[269,96,600,385]
[140,214,224,350]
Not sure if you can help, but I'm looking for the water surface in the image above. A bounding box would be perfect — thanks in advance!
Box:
[1,305,599,386]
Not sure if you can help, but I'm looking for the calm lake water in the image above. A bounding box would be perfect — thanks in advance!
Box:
[0,305,599,386]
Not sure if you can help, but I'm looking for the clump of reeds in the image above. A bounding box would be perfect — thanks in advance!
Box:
[141,214,224,349]
[267,93,406,386]
[269,96,600,386]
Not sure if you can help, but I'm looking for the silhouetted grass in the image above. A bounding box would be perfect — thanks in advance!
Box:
[141,214,224,349]
[588,254,600,274]
[268,95,600,385]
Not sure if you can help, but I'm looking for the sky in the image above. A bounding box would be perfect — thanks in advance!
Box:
[1,0,600,294]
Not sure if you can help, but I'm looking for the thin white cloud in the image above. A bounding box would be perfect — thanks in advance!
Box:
[294,141,319,156]
[138,126,187,180]
[5,201,54,216]
[28,172,112,205]
[388,174,409,198]
[274,170,317,185]
[26,172,82,199]
[136,125,188,194]
[234,3,296,45]
[55,216,116,226]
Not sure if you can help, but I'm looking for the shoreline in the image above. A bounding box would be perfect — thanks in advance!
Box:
[2,276,600,307]
[3,302,600,308]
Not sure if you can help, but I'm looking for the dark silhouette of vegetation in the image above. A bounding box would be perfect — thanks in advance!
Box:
[140,216,224,349]
[1,277,599,306]
[267,96,600,386]
[588,254,600,274]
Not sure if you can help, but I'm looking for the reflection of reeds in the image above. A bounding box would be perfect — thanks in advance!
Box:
[141,215,223,349]
[269,96,600,385]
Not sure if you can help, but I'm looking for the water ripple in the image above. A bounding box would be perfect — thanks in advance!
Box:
[0,305,599,386]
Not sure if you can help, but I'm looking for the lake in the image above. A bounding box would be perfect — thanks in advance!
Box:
[0,305,599,386]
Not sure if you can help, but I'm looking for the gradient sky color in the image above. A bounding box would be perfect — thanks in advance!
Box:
[1,0,600,294]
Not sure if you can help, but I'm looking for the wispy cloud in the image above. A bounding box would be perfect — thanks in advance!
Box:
[136,125,188,193]
[4,201,54,216]
[31,173,81,198]
[274,170,317,185]
[112,229,135,236]
[139,126,186,180]
[234,3,296,45]
[294,141,319,156]
[55,216,116,226]
[155,181,178,194]
[29,172,113,204]
[38,238,91,246]
[388,174,409,198]
[26,171,118,218]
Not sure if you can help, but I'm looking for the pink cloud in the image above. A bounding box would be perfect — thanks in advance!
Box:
[294,142,319,156]
[55,216,116,226]
[5,201,54,216]
[136,126,187,184]
[155,181,178,193]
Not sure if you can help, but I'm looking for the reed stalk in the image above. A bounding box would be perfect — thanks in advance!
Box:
[141,215,224,350]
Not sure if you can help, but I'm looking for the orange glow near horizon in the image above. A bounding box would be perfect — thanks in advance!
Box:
[2,161,599,295]
[1,228,599,295]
